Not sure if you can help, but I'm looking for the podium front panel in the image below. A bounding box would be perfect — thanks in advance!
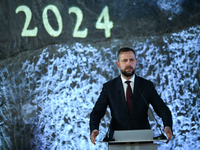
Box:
[108,142,157,150]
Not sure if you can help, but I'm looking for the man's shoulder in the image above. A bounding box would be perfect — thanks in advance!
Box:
[103,75,153,86]
[135,75,154,87]
[136,75,151,82]
[103,76,120,86]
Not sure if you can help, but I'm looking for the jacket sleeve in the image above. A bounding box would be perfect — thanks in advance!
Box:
[89,84,109,133]
[148,82,173,130]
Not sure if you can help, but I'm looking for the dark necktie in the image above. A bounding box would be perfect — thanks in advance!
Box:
[125,81,132,114]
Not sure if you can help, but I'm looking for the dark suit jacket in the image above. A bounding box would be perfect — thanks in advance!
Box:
[90,75,172,138]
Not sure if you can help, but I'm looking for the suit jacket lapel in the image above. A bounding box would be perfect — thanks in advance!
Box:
[131,75,141,115]
[115,76,129,114]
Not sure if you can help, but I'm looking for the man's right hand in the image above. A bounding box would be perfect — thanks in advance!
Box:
[90,130,99,145]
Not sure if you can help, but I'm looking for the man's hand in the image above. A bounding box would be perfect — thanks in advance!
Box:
[164,126,173,143]
[90,130,99,145]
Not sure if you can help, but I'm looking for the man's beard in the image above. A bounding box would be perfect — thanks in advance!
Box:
[121,66,135,77]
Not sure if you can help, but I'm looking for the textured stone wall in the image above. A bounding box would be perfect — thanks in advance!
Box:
[0,0,200,150]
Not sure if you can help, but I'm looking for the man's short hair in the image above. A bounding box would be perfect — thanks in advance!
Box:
[117,47,136,60]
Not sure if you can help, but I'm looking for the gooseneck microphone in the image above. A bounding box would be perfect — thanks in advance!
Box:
[139,91,167,140]
[102,120,115,142]
[103,90,121,142]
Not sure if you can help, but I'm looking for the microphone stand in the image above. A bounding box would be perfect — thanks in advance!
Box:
[139,91,167,140]
[103,118,115,142]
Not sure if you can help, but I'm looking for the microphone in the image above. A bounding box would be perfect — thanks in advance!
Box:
[103,90,121,142]
[102,130,115,142]
[103,115,115,142]
[139,91,167,140]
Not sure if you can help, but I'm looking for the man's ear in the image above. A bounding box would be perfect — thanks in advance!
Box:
[116,62,120,69]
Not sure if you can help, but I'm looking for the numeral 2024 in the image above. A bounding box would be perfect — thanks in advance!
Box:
[16,5,113,38]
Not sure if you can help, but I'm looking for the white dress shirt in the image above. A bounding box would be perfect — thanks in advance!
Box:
[120,75,135,101]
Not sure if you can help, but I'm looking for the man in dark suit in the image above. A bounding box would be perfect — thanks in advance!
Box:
[90,47,173,145]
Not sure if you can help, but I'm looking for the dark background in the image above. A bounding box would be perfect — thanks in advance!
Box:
[0,0,200,149]
[1,0,200,59]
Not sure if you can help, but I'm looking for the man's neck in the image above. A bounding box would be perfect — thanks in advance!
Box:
[121,74,135,81]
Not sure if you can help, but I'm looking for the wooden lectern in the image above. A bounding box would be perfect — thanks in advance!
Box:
[108,130,157,150]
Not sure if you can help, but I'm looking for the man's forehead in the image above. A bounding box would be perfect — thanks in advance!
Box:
[119,51,135,58]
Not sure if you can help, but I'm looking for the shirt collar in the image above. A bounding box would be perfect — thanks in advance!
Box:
[121,74,135,84]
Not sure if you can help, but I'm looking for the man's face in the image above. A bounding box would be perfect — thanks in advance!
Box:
[116,51,137,79]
